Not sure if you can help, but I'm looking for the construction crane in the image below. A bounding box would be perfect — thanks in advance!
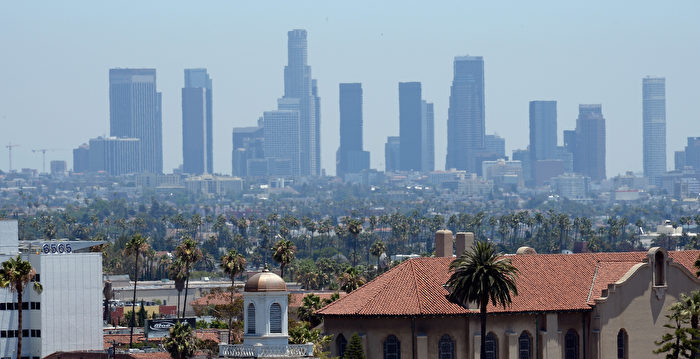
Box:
[5,143,20,172]
[32,148,68,173]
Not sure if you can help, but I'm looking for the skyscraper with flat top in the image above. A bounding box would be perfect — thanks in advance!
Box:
[421,101,435,172]
[529,101,557,161]
[109,68,162,173]
[264,110,300,176]
[337,83,369,176]
[446,56,485,172]
[182,68,213,174]
[643,77,666,184]
[281,29,319,176]
[573,104,606,181]
[399,82,423,171]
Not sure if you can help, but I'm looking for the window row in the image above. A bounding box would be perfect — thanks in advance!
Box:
[333,329,596,359]
[0,329,41,338]
[0,302,41,310]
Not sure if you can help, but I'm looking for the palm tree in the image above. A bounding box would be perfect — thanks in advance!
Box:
[164,322,196,359]
[124,233,149,347]
[445,241,519,359]
[168,260,186,318]
[370,240,386,269]
[679,290,700,356]
[339,267,366,293]
[347,219,363,267]
[220,248,246,343]
[0,255,43,358]
[271,237,296,278]
[175,237,203,318]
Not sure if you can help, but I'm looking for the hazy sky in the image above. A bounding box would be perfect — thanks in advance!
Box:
[1,1,699,177]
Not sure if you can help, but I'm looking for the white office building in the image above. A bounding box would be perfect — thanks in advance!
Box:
[0,220,103,359]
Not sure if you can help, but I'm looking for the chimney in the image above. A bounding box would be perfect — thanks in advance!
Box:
[435,230,454,257]
[455,232,474,256]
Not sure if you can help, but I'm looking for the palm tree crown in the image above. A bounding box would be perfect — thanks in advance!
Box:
[271,237,296,278]
[0,255,43,358]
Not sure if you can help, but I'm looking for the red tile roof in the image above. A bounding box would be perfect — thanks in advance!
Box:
[317,250,700,317]
[288,292,347,308]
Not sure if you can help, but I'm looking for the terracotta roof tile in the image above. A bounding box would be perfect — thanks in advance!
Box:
[317,250,700,317]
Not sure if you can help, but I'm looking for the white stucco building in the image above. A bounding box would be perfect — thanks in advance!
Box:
[0,220,103,359]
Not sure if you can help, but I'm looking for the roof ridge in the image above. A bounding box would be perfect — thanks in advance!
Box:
[586,261,601,303]
[409,259,424,315]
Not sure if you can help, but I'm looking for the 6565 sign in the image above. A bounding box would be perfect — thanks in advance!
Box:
[42,243,72,254]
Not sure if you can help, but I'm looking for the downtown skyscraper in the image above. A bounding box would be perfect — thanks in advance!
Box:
[446,56,485,173]
[529,101,558,162]
[573,104,606,181]
[398,82,433,172]
[643,77,666,184]
[279,29,320,176]
[182,68,213,175]
[109,68,162,173]
[336,83,369,177]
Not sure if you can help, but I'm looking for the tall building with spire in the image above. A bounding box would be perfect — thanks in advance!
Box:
[280,29,319,176]
[109,68,162,173]
[446,56,485,172]
[643,77,666,185]
[182,68,213,174]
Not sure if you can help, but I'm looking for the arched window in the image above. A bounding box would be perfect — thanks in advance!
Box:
[246,303,256,334]
[654,251,665,286]
[484,332,498,359]
[336,334,347,358]
[383,334,400,359]
[438,334,454,359]
[617,329,628,359]
[270,303,282,333]
[564,329,579,359]
[518,331,532,359]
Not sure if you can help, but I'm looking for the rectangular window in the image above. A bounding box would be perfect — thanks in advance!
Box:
[8,330,15,338]
[30,302,35,310]
[35,302,40,310]
[21,302,28,310]
[0,331,6,338]
[22,329,28,337]
[35,330,40,338]
[12,303,18,310]
[0,303,5,310]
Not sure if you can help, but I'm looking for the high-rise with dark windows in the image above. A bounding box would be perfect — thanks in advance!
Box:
[643,77,666,184]
[573,104,606,181]
[399,82,423,171]
[337,83,369,176]
[446,56,485,172]
[529,101,558,162]
[182,68,213,174]
[109,68,162,173]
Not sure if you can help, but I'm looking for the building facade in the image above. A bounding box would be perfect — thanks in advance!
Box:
[318,232,700,359]
[0,220,103,359]
[109,68,162,173]
[573,104,606,181]
[337,83,370,176]
[263,111,300,177]
[87,137,141,176]
[529,100,558,162]
[421,101,435,172]
[446,56,485,173]
[642,77,666,185]
[385,137,401,173]
[232,119,265,177]
[182,68,213,175]
[399,82,423,171]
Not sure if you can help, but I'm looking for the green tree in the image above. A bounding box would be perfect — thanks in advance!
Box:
[344,332,366,359]
[124,233,149,347]
[297,294,323,327]
[168,259,186,318]
[346,218,363,267]
[678,290,700,356]
[137,300,147,327]
[164,322,196,359]
[288,321,332,357]
[339,267,366,293]
[445,241,519,359]
[370,240,386,269]
[271,237,296,278]
[176,237,203,318]
[654,302,699,359]
[0,255,43,358]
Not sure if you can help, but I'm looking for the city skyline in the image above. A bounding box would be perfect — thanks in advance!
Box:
[1,1,699,177]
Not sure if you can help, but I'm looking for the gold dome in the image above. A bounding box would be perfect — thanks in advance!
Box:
[244,269,287,292]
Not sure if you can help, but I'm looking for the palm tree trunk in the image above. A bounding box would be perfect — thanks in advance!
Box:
[17,289,23,358]
[176,290,181,319]
[130,250,139,348]
[480,302,487,359]
[182,265,190,319]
